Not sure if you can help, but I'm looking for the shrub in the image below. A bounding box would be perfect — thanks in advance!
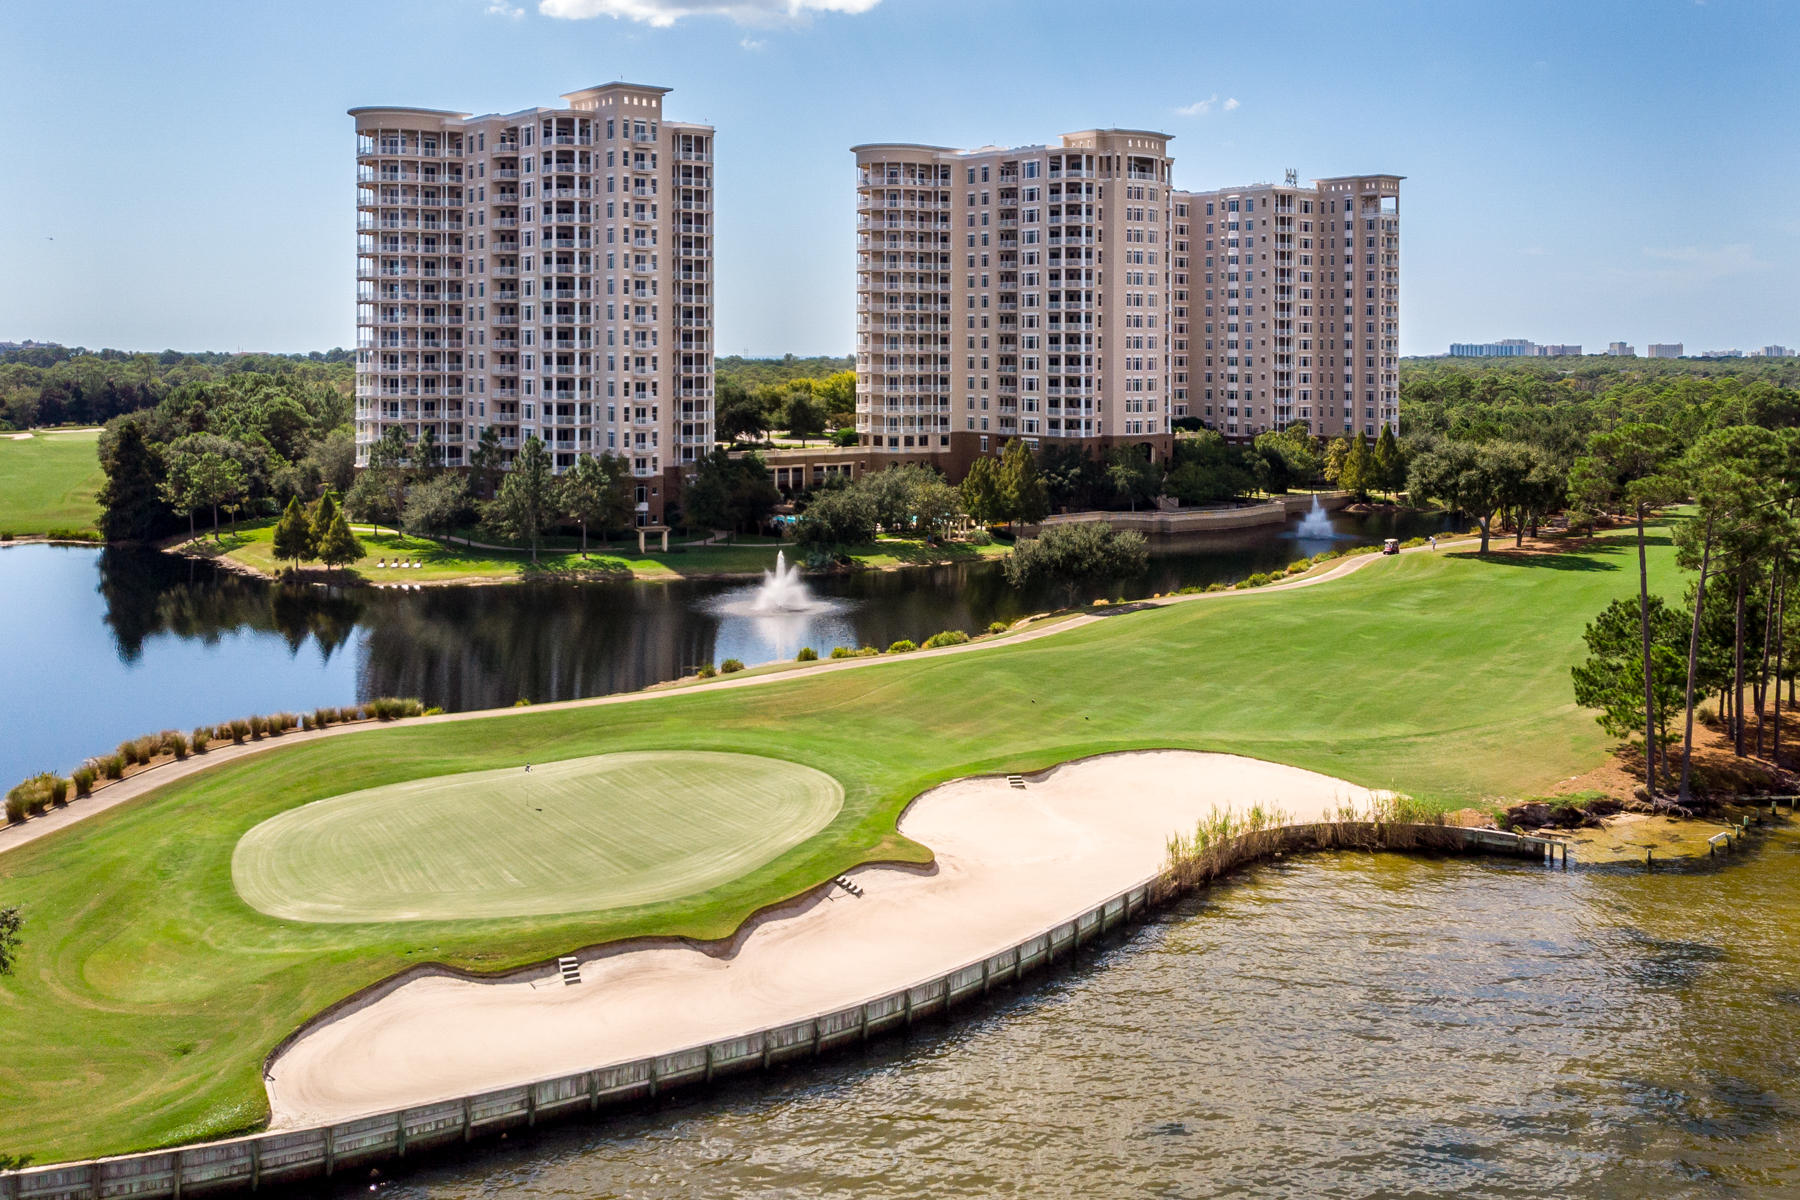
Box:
[987,620,1010,634]
[116,740,143,767]
[6,773,68,820]
[402,699,425,717]
[190,727,210,752]
[886,639,919,654]
[1286,561,1310,575]
[101,754,126,780]
[248,714,269,738]
[271,712,298,733]
[228,719,251,743]
[924,630,970,649]
[511,698,532,707]
[1092,598,1110,607]
[162,730,189,759]
[1205,582,1226,592]
[423,705,445,716]
[1242,573,1271,588]
[1402,536,1427,549]
[720,658,746,673]
[696,664,717,678]
[796,647,819,661]
[71,765,97,796]
[857,645,881,657]
[966,528,993,547]
[370,697,401,721]
[311,708,334,728]
[829,646,854,659]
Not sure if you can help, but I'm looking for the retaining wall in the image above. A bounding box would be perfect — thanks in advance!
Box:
[0,822,1560,1200]
[1027,492,1351,537]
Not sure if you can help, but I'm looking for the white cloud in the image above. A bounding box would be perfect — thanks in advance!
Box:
[1176,94,1238,117]
[487,0,525,15]
[740,35,766,48]
[539,0,880,25]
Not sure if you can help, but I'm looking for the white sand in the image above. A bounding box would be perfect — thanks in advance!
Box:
[266,751,1377,1127]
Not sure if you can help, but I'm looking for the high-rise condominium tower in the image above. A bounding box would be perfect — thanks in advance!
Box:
[854,131,1179,472]
[852,131,1399,474]
[1172,175,1401,441]
[352,82,713,525]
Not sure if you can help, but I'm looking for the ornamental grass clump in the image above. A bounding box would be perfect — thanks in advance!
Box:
[228,719,251,744]
[100,754,126,781]
[696,664,716,679]
[70,765,97,796]
[886,639,918,654]
[6,773,70,822]
[247,715,269,738]
[988,620,1010,633]
[310,708,334,730]
[796,647,819,662]
[720,658,745,674]
[829,646,854,659]
[922,630,969,649]
[161,730,189,760]
[116,739,146,767]
[190,727,210,752]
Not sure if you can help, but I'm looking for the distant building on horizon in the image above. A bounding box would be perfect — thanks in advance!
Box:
[1607,341,1636,356]
[1449,338,1534,357]
[1534,343,1582,357]
[1647,343,1684,358]
[1757,345,1793,357]
[350,81,714,526]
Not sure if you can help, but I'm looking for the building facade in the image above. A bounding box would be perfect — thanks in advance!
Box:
[852,133,1399,471]
[1647,343,1684,359]
[852,131,1180,473]
[352,82,713,524]
[1608,342,1636,356]
[1176,174,1401,441]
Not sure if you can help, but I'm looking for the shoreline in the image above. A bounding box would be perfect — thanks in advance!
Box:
[0,535,1425,860]
[264,751,1386,1127]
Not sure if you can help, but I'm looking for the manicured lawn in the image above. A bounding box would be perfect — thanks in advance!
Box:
[0,523,1682,1161]
[0,429,103,535]
[231,751,843,923]
[195,520,1005,582]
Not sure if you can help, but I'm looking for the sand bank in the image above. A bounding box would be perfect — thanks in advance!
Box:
[266,750,1377,1127]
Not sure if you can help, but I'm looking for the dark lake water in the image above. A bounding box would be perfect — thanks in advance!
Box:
[328,838,1800,1200]
[0,507,1449,786]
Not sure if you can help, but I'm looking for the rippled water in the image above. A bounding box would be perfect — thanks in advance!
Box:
[341,837,1800,1199]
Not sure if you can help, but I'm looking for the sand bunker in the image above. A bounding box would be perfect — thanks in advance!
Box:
[266,751,1377,1127]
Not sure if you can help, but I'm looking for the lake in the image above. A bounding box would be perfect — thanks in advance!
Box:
[0,506,1449,786]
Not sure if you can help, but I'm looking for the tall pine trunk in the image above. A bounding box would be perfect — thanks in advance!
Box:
[1757,562,1780,756]
[1734,571,1748,757]
[1679,515,1715,804]
[1775,567,1788,765]
[1636,503,1658,797]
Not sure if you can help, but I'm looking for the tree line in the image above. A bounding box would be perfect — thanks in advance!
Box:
[1,343,352,432]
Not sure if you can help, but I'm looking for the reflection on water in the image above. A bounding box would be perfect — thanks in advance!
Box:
[341,838,1800,1199]
[0,507,1449,783]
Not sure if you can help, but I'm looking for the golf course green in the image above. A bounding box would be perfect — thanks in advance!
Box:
[0,428,104,536]
[232,751,844,923]
[0,524,1681,1163]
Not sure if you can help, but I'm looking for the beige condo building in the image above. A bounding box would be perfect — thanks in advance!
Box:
[853,131,1180,474]
[853,132,1400,474]
[352,82,713,524]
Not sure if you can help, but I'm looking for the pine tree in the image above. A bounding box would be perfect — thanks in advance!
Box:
[308,490,339,549]
[1373,425,1402,495]
[1000,439,1050,525]
[272,496,315,575]
[98,421,168,542]
[315,510,365,576]
[1341,433,1373,501]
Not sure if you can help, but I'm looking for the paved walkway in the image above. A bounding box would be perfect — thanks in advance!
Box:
[0,535,1462,858]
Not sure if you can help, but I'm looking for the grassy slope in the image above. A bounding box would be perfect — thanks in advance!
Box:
[0,526,1676,1161]
[0,429,103,535]
[195,521,1007,583]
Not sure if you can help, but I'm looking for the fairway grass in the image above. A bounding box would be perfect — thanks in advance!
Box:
[0,429,103,535]
[0,524,1684,1162]
[232,752,843,923]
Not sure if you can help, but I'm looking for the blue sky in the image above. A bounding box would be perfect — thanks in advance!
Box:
[1,0,1792,357]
